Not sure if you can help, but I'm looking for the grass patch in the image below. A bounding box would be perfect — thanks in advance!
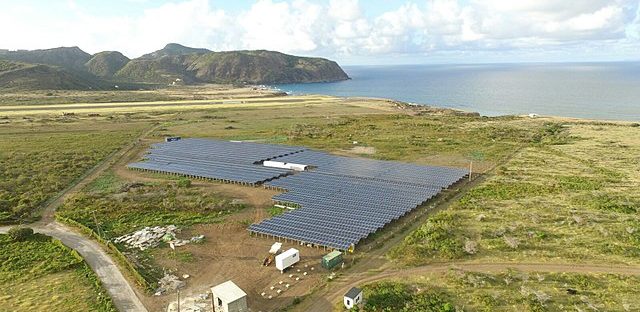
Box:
[391,123,640,265]
[389,212,465,263]
[58,180,245,239]
[342,270,640,311]
[0,121,147,223]
[574,193,640,214]
[355,281,454,311]
[268,206,287,217]
[0,233,115,311]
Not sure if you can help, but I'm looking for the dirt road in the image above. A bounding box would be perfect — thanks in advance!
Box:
[296,262,640,312]
[1,124,159,312]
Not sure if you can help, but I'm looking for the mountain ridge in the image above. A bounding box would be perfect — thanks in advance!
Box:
[0,44,349,90]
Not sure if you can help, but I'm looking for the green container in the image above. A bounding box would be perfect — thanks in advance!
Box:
[321,250,343,269]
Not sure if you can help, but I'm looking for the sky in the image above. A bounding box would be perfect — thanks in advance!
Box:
[1,0,639,65]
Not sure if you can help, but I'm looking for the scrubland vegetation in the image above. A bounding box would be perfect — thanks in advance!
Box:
[58,172,244,239]
[2,90,638,311]
[0,121,148,223]
[0,233,115,311]
[57,171,245,286]
[348,270,640,311]
[390,123,640,265]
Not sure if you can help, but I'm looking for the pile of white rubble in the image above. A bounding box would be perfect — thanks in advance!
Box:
[155,274,186,296]
[113,225,205,250]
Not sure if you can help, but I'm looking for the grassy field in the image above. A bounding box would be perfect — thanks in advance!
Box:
[0,233,115,312]
[390,122,640,265]
[57,171,246,286]
[2,87,638,311]
[0,119,149,223]
[340,270,640,311]
[164,103,552,171]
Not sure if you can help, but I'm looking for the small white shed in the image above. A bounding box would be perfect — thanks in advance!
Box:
[211,281,247,312]
[275,248,299,273]
[344,287,363,309]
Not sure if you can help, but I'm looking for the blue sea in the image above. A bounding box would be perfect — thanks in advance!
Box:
[276,62,640,121]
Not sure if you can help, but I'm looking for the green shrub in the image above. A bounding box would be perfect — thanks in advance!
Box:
[176,178,191,188]
[7,226,34,241]
[361,281,454,312]
[391,212,464,261]
[267,206,286,217]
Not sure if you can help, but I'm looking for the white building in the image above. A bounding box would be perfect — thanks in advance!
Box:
[211,281,247,312]
[275,248,299,273]
[343,287,363,309]
[263,160,308,171]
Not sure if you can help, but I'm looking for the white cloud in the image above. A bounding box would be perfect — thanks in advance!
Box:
[0,0,638,62]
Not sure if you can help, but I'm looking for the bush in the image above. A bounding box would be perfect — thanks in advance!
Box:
[8,226,35,241]
[176,178,192,188]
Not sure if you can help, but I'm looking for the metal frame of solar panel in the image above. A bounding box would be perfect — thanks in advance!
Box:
[249,151,468,251]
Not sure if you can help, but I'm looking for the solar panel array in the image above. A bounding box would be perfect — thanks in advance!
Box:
[272,150,466,188]
[128,138,467,250]
[127,138,304,185]
[249,152,467,250]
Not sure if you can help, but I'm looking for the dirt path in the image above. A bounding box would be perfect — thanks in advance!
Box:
[40,124,159,222]
[3,124,160,312]
[298,262,640,312]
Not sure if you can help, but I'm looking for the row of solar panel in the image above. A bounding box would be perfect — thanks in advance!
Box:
[127,161,289,184]
[149,138,305,164]
[272,150,467,187]
[129,138,468,250]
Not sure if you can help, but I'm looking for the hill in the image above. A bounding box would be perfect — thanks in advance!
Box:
[139,43,210,59]
[84,51,130,78]
[190,50,349,84]
[0,47,91,72]
[116,49,349,84]
[0,44,349,90]
[0,60,100,91]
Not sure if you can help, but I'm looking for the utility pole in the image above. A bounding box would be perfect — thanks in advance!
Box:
[469,161,473,182]
[92,210,103,239]
[170,241,180,312]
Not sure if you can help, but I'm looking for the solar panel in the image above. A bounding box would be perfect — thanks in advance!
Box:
[127,138,468,250]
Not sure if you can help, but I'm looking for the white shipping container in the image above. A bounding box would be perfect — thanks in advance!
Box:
[275,248,300,273]
[263,161,308,171]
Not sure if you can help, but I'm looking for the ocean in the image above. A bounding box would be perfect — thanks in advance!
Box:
[275,62,640,121]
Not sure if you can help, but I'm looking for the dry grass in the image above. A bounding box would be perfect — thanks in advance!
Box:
[391,122,640,265]
[339,269,640,311]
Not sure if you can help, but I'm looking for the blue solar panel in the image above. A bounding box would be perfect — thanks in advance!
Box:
[127,138,468,250]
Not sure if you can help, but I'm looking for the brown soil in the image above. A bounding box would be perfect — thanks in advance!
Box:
[140,208,330,312]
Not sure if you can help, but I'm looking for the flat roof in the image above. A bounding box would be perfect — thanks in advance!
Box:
[212,281,246,303]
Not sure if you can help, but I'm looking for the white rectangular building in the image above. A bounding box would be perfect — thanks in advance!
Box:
[211,281,247,312]
[344,287,363,309]
[263,160,308,171]
[275,248,299,273]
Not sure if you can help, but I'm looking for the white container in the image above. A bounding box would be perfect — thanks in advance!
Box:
[263,161,308,171]
[275,248,299,273]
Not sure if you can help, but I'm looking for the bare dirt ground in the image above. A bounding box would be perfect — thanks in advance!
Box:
[336,146,377,156]
[145,219,330,312]
[117,147,331,312]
